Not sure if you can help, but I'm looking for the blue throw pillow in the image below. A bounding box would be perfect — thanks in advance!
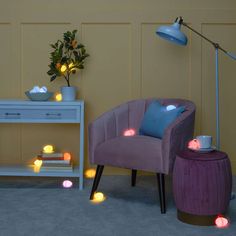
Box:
[139,101,185,138]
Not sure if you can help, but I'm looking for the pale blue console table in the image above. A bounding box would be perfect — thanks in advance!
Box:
[0,100,84,190]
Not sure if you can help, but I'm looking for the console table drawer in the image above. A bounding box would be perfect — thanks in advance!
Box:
[0,107,80,122]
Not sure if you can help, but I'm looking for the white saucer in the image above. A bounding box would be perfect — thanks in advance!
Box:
[188,146,216,153]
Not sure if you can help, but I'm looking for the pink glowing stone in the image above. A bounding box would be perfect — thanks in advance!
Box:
[62,180,73,188]
[188,139,200,150]
[215,216,229,228]
[123,129,136,136]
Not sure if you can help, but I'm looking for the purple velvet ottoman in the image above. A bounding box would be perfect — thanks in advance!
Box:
[173,150,232,226]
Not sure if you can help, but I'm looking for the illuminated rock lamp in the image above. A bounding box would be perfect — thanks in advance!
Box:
[123,128,136,137]
[63,152,71,161]
[33,159,42,173]
[188,139,200,150]
[34,159,42,167]
[92,192,105,203]
[85,169,96,178]
[43,145,54,154]
[62,180,73,188]
[55,93,62,101]
[166,105,176,111]
[33,166,40,173]
[215,215,229,228]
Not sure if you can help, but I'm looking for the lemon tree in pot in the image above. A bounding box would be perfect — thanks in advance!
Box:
[47,30,89,101]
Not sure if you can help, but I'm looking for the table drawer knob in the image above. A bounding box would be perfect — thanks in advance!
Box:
[5,112,21,117]
[45,113,61,117]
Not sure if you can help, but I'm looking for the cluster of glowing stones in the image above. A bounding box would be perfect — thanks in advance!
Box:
[123,129,136,137]
[43,145,54,154]
[85,169,96,178]
[215,216,229,228]
[188,139,200,150]
[63,152,71,161]
[62,180,73,188]
[91,192,106,203]
[55,93,62,101]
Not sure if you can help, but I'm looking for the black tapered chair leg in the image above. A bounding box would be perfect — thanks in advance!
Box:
[131,169,137,187]
[90,165,104,200]
[157,173,166,214]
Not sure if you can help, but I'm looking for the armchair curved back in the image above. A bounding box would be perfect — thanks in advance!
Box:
[89,98,196,173]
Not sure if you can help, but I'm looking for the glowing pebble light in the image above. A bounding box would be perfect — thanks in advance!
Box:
[85,169,96,178]
[43,145,54,154]
[34,159,42,167]
[55,93,62,101]
[63,152,71,161]
[62,180,73,188]
[215,216,229,228]
[188,139,200,150]
[166,105,176,111]
[123,129,136,137]
[33,159,42,173]
[92,192,105,203]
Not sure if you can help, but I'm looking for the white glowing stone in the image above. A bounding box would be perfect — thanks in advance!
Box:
[39,86,47,93]
[30,86,40,93]
[166,105,176,111]
[62,180,73,188]
[215,216,229,228]
[29,86,47,93]
[123,129,136,136]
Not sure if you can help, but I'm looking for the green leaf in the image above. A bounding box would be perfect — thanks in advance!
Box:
[47,69,55,76]
[50,44,56,49]
[61,56,68,64]
[50,74,57,82]
[77,44,84,49]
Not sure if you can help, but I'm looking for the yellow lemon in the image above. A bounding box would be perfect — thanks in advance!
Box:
[60,64,67,73]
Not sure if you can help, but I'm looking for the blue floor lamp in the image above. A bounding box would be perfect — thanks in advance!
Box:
[156,16,236,150]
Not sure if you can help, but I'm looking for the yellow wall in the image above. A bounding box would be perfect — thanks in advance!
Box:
[0,0,236,174]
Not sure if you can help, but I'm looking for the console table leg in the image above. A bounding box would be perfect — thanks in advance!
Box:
[79,102,85,190]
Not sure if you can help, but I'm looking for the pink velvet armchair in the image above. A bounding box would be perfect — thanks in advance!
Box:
[88,98,196,213]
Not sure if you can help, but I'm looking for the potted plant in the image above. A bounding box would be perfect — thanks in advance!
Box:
[47,30,89,101]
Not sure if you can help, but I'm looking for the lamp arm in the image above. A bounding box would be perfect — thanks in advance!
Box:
[181,21,236,60]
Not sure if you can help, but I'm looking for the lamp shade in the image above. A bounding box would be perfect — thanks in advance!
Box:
[156,22,188,46]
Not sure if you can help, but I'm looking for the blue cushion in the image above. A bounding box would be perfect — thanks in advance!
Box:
[139,101,185,138]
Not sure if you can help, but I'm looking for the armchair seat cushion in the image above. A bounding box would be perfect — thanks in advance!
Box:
[95,135,163,173]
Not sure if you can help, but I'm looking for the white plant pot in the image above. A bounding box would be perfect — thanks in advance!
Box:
[61,86,77,101]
